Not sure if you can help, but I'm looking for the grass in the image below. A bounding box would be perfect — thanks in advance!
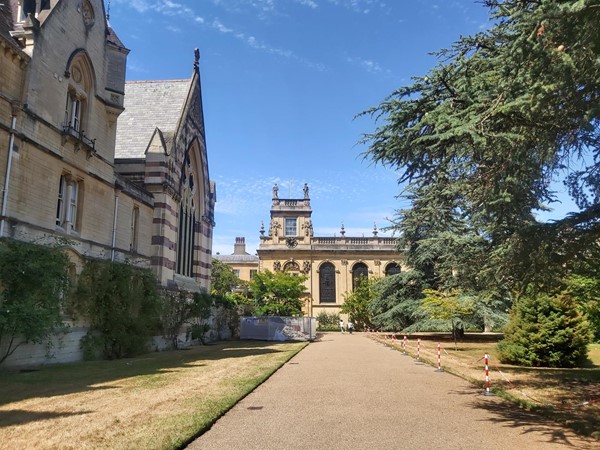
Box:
[370,333,600,440]
[0,340,307,450]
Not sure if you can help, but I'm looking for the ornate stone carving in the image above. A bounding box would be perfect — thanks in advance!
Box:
[269,219,281,236]
[302,260,311,273]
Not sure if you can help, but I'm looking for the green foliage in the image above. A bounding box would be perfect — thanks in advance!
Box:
[159,290,212,348]
[315,311,340,331]
[420,288,475,346]
[341,277,378,330]
[565,273,600,342]
[211,259,240,295]
[249,270,305,316]
[368,271,426,331]
[0,240,71,364]
[70,260,162,360]
[361,0,600,299]
[497,292,593,367]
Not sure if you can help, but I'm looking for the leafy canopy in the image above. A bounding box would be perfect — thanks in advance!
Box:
[249,270,306,316]
[211,259,240,295]
[340,276,378,330]
[361,0,600,295]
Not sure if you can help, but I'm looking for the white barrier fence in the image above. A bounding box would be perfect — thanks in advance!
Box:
[240,316,317,342]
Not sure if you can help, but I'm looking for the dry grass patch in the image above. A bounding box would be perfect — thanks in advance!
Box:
[0,340,307,450]
[370,333,600,439]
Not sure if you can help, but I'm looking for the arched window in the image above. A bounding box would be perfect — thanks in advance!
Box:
[352,262,369,289]
[319,262,336,303]
[385,263,401,276]
[176,150,198,277]
[64,54,94,144]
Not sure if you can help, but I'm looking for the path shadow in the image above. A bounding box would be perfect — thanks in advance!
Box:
[467,396,596,447]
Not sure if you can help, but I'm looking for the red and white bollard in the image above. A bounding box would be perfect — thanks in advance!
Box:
[482,353,494,396]
[402,335,408,355]
[435,342,444,372]
[415,338,421,363]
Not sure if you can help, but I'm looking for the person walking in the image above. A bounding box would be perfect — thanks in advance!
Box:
[339,319,345,334]
[347,320,354,334]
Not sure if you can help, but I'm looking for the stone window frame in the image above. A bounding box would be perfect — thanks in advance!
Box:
[318,261,336,303]
[385,262,401,276]
[130,206,140,253]
[284,217,297,236]
[352,262,369,289]
[176,143,203,278]
[56,173,82,233]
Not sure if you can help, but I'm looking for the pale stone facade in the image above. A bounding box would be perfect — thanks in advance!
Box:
[256,184,405,319]
[0,0,215,366]
[214,237,259,283]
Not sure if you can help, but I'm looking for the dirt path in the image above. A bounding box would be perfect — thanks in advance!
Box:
[187,332,597,450]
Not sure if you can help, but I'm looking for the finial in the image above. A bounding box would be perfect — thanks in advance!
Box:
[194,48,200,70]
[106,0,111,21]
[260,221,265,236]
[340,223,346,236]
[373,222,378,236]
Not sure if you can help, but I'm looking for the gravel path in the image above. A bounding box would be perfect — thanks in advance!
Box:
[186,332,597,450]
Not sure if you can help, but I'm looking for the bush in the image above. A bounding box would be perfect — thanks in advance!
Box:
[0,240,71,364]
[159,290,212,349]
[497,292,593,367]
[70,260,162,360]
[316,311,339,331]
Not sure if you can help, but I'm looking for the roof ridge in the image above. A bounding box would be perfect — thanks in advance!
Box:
[125,79,190,84]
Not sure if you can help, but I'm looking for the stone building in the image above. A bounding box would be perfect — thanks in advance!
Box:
[214,237,259,282]
[0,0,215,365]
[256,184,404,318]
[114,69,216,290]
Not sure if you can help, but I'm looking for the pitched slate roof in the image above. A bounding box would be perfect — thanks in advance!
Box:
[106,27,126,49]
[214,254,259,263]
[115,79,191,159]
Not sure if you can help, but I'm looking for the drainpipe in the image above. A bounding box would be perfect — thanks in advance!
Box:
[111,194,119,261]
[1,114,18,238]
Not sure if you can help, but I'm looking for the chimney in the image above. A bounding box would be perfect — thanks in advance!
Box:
[233,237,248,255]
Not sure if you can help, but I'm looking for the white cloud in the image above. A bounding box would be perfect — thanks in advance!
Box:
[294,0,319,8]
[345,56,387,75]
[210,18,325,70]
[326,0,386,13]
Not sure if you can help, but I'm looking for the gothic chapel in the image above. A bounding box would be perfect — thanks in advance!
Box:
[0,0,215,366]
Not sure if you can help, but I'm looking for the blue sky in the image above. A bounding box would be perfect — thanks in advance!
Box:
[108,0,576,256]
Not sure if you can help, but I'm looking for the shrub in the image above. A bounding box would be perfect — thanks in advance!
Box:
[0,240,70,365]
[316,311,339,331]
[159,290,212,349]
[70,260,161,360]
[497,292,593,367]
